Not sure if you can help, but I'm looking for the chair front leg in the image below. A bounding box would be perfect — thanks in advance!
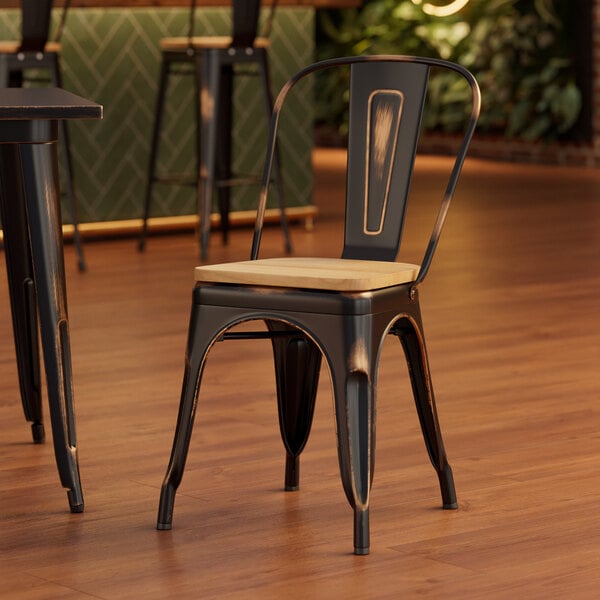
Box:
[268,321,321,491]
[317,315,380,555]
[157,300,227,529]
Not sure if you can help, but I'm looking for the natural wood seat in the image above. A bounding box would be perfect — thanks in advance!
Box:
[0,41,61,54]
[195,257,420,291]
[160,36,269,51]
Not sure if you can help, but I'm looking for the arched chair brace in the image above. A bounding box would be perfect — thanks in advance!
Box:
[139,0,290,259]
[157,55,481,554]
[0,0,86,272]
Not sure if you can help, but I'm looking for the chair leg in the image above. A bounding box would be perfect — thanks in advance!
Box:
[157,301,224,529]
[268,321,321,491]
[139,56,170,252]
[394,317,457,510]
[333,368,376,555]
[316,316,379,555]
[258,52,292,254]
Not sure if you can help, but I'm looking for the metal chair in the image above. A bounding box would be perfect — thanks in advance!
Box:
[0,0,86,272]
[139,0,290,259]
[157,55,481,554]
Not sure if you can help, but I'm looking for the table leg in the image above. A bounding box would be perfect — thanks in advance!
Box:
[0,146,44,444]
[19,141,83,512]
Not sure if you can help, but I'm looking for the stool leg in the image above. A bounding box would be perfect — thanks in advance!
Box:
[199,51,221,260]
[58,120,86,272]
[140,55,170,252]
[20,141,84,512]
[0,146,45,444]
[258,51,292,254]
[216,64,233,247]
[51,57,86,272]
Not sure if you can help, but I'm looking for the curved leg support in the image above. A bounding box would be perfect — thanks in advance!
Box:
[395,316,457,509]
[157,300,226,529]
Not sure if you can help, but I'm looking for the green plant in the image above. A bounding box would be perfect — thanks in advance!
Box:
[316,0,582,142]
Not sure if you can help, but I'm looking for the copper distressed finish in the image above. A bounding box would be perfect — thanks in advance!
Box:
[157,55,480,554]
[0,87,102,512]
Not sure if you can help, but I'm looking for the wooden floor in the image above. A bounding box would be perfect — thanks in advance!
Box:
[0,148,599,598]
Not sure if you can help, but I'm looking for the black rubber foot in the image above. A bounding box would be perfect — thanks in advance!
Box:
[157,522,172,531]
[67,488,84,513]
[354,547,369,555]
[31,422,45,444]
[443,502,458,510]
[284,484,299,492]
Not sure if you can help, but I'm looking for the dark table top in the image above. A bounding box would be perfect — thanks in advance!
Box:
[0,88,102,120]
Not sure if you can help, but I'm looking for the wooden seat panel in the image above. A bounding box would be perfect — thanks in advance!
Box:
[0,41,61,54]
[195,257,420,291]
[160,36,269,51]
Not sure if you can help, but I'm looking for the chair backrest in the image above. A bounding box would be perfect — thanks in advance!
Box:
[252,56,481,286]
[188,0,277,47]
[19,0,70,52]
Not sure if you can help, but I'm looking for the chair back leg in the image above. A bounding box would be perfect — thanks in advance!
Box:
[393,315,457,509]
[269,321,321,491]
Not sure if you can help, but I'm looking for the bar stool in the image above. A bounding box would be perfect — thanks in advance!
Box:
[0,0,86,272]
[139,0,291,259]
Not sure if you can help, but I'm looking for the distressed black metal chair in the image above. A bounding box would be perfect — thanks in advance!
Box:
[0,0,86,271]
[139,0,290,259]
[157,55,480,554]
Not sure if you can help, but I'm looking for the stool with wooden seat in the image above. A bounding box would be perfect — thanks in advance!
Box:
[139,0,290,259]
[0,0,87,272]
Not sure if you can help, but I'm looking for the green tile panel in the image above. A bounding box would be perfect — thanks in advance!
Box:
[0,7,315,223]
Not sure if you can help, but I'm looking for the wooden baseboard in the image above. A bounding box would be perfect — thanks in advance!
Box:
[0,205,318,242]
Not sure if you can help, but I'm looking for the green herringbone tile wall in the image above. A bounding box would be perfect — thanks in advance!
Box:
[0,7,314,223]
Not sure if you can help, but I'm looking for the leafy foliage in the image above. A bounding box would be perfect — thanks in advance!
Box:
[316,0,582,141]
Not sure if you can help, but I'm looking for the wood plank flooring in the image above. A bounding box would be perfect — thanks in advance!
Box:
[0,148,599,598]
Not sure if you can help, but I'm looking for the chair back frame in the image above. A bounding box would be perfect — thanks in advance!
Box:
[251,55,481,292]
[187,0,278,47]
